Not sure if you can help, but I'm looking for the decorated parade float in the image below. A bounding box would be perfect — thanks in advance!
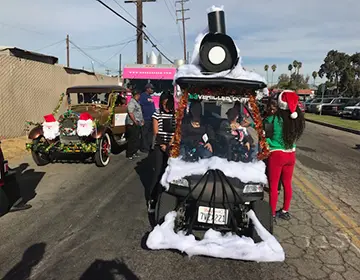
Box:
[146,6,285,262]
[25,85,128,167]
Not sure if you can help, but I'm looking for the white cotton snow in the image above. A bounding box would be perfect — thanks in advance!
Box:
[146,210,285,262]
[206,5,224,13]
[160,156,267,190]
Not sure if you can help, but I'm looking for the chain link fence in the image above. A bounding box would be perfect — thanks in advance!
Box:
[0,55,118,138]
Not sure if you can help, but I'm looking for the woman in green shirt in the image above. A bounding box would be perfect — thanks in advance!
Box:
[264,91,305,220]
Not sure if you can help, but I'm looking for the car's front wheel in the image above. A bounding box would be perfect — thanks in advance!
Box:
[94,133,111,167]
[31,136,51,166]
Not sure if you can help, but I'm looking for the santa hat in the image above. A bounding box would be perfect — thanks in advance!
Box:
[278,90,299,119]
[42,114,60,140]
[79,112,93,122]
[77,112,94,137]
[44,114,57,123]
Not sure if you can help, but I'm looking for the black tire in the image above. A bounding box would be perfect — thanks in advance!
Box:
[31,137,50,166]
[0,187,10,217]
[155,191,178,225]
[249,200,273,243]
[94,133,111,167]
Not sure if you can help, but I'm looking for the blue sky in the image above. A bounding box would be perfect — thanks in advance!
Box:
[1,0,360,85]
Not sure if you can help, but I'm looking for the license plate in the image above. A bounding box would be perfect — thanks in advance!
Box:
[197,206,228,225]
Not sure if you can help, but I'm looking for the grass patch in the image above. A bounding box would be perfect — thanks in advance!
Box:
[305,113,360,131]
[1,136,28,161]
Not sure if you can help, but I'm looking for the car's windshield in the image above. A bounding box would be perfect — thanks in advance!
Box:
[125,79,173,95]
[333,98,350,103]
[346,99,360,106]
[68,92,111,105]
[312,98,322,103]
[178,97,260,164]
[323,98,334,103]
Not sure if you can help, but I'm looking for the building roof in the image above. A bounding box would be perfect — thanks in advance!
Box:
[0,46,58,64]
[66,85,126,94]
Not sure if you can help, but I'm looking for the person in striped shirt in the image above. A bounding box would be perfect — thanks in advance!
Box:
[147,92,176,213]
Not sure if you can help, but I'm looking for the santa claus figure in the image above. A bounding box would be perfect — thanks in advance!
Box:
[77,112,94,137]
[42,114,60,140]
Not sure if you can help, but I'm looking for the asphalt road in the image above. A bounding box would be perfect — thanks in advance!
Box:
[0,122,359,280]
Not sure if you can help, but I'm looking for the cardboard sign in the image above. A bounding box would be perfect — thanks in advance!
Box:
[114,113,127,126]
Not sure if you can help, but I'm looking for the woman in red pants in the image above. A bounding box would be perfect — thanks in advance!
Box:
[264,91,305,220]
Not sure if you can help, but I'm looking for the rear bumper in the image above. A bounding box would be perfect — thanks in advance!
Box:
[166,170,265,205]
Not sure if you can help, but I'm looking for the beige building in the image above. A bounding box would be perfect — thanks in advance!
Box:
[0,46,119,138]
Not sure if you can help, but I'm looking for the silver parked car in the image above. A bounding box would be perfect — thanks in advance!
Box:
[307,97,335,114]
[341,102,360,120]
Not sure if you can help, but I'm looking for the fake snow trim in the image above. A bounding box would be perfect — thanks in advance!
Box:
[42,121,60,140]
[146,210,285,262]
[160,156,267,190]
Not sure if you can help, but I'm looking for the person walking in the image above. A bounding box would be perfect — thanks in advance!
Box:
[125,91,143,160]
[147,92,176,213]
[264,91,305,221]
[140,83,156,153]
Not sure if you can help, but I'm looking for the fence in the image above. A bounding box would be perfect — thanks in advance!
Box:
[0,55,118,138]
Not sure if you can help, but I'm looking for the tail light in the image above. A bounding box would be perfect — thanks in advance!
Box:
[3,160,9,173]
[332,106,338,111]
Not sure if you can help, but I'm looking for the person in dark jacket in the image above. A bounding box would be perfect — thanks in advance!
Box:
[139,83,156,153]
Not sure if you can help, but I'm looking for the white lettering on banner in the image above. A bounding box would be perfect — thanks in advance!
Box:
[114,113,127,126]
[197,95,249,103]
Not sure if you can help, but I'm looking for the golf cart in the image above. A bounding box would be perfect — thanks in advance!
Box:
[146,6,284,263]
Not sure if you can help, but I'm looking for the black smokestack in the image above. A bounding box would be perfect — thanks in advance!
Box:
[208,10,226,34]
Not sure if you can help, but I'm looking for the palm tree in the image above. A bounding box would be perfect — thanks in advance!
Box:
[271,64,277,86]
[264,65,269,83]
[297,61,302,74]
[312,71,318,85]
[293,60,298,73]
[288,64,293,75]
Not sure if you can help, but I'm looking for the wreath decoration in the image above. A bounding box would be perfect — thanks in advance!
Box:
[58,111,79,136]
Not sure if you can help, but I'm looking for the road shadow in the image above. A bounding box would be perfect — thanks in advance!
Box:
[134,154,154,202]
[297,146,317,153]
[296,154,336,172]
[133,153,157,227]
[79,258,139,280]
[2,242,46,280]
[15,163,45,202]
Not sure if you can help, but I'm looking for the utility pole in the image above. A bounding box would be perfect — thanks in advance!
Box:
[118,54,122,85]
[66,34,70,67]
[176,0,190,61]
[125,0,156,64]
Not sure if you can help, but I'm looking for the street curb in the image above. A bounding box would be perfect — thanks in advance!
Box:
[305,118,360,135]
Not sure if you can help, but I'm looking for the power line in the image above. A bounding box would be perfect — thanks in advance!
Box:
[164,0,183,46]
[79,35,136,50]
[112,0,136,21]
[0,21,46,36]
[95,0,174,63]
[69,39,115,70]
[35,39,65,52]
[118,0,175,60]
[103,38,136,63]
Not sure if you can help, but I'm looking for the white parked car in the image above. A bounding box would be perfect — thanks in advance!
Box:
[341,102,360,120]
